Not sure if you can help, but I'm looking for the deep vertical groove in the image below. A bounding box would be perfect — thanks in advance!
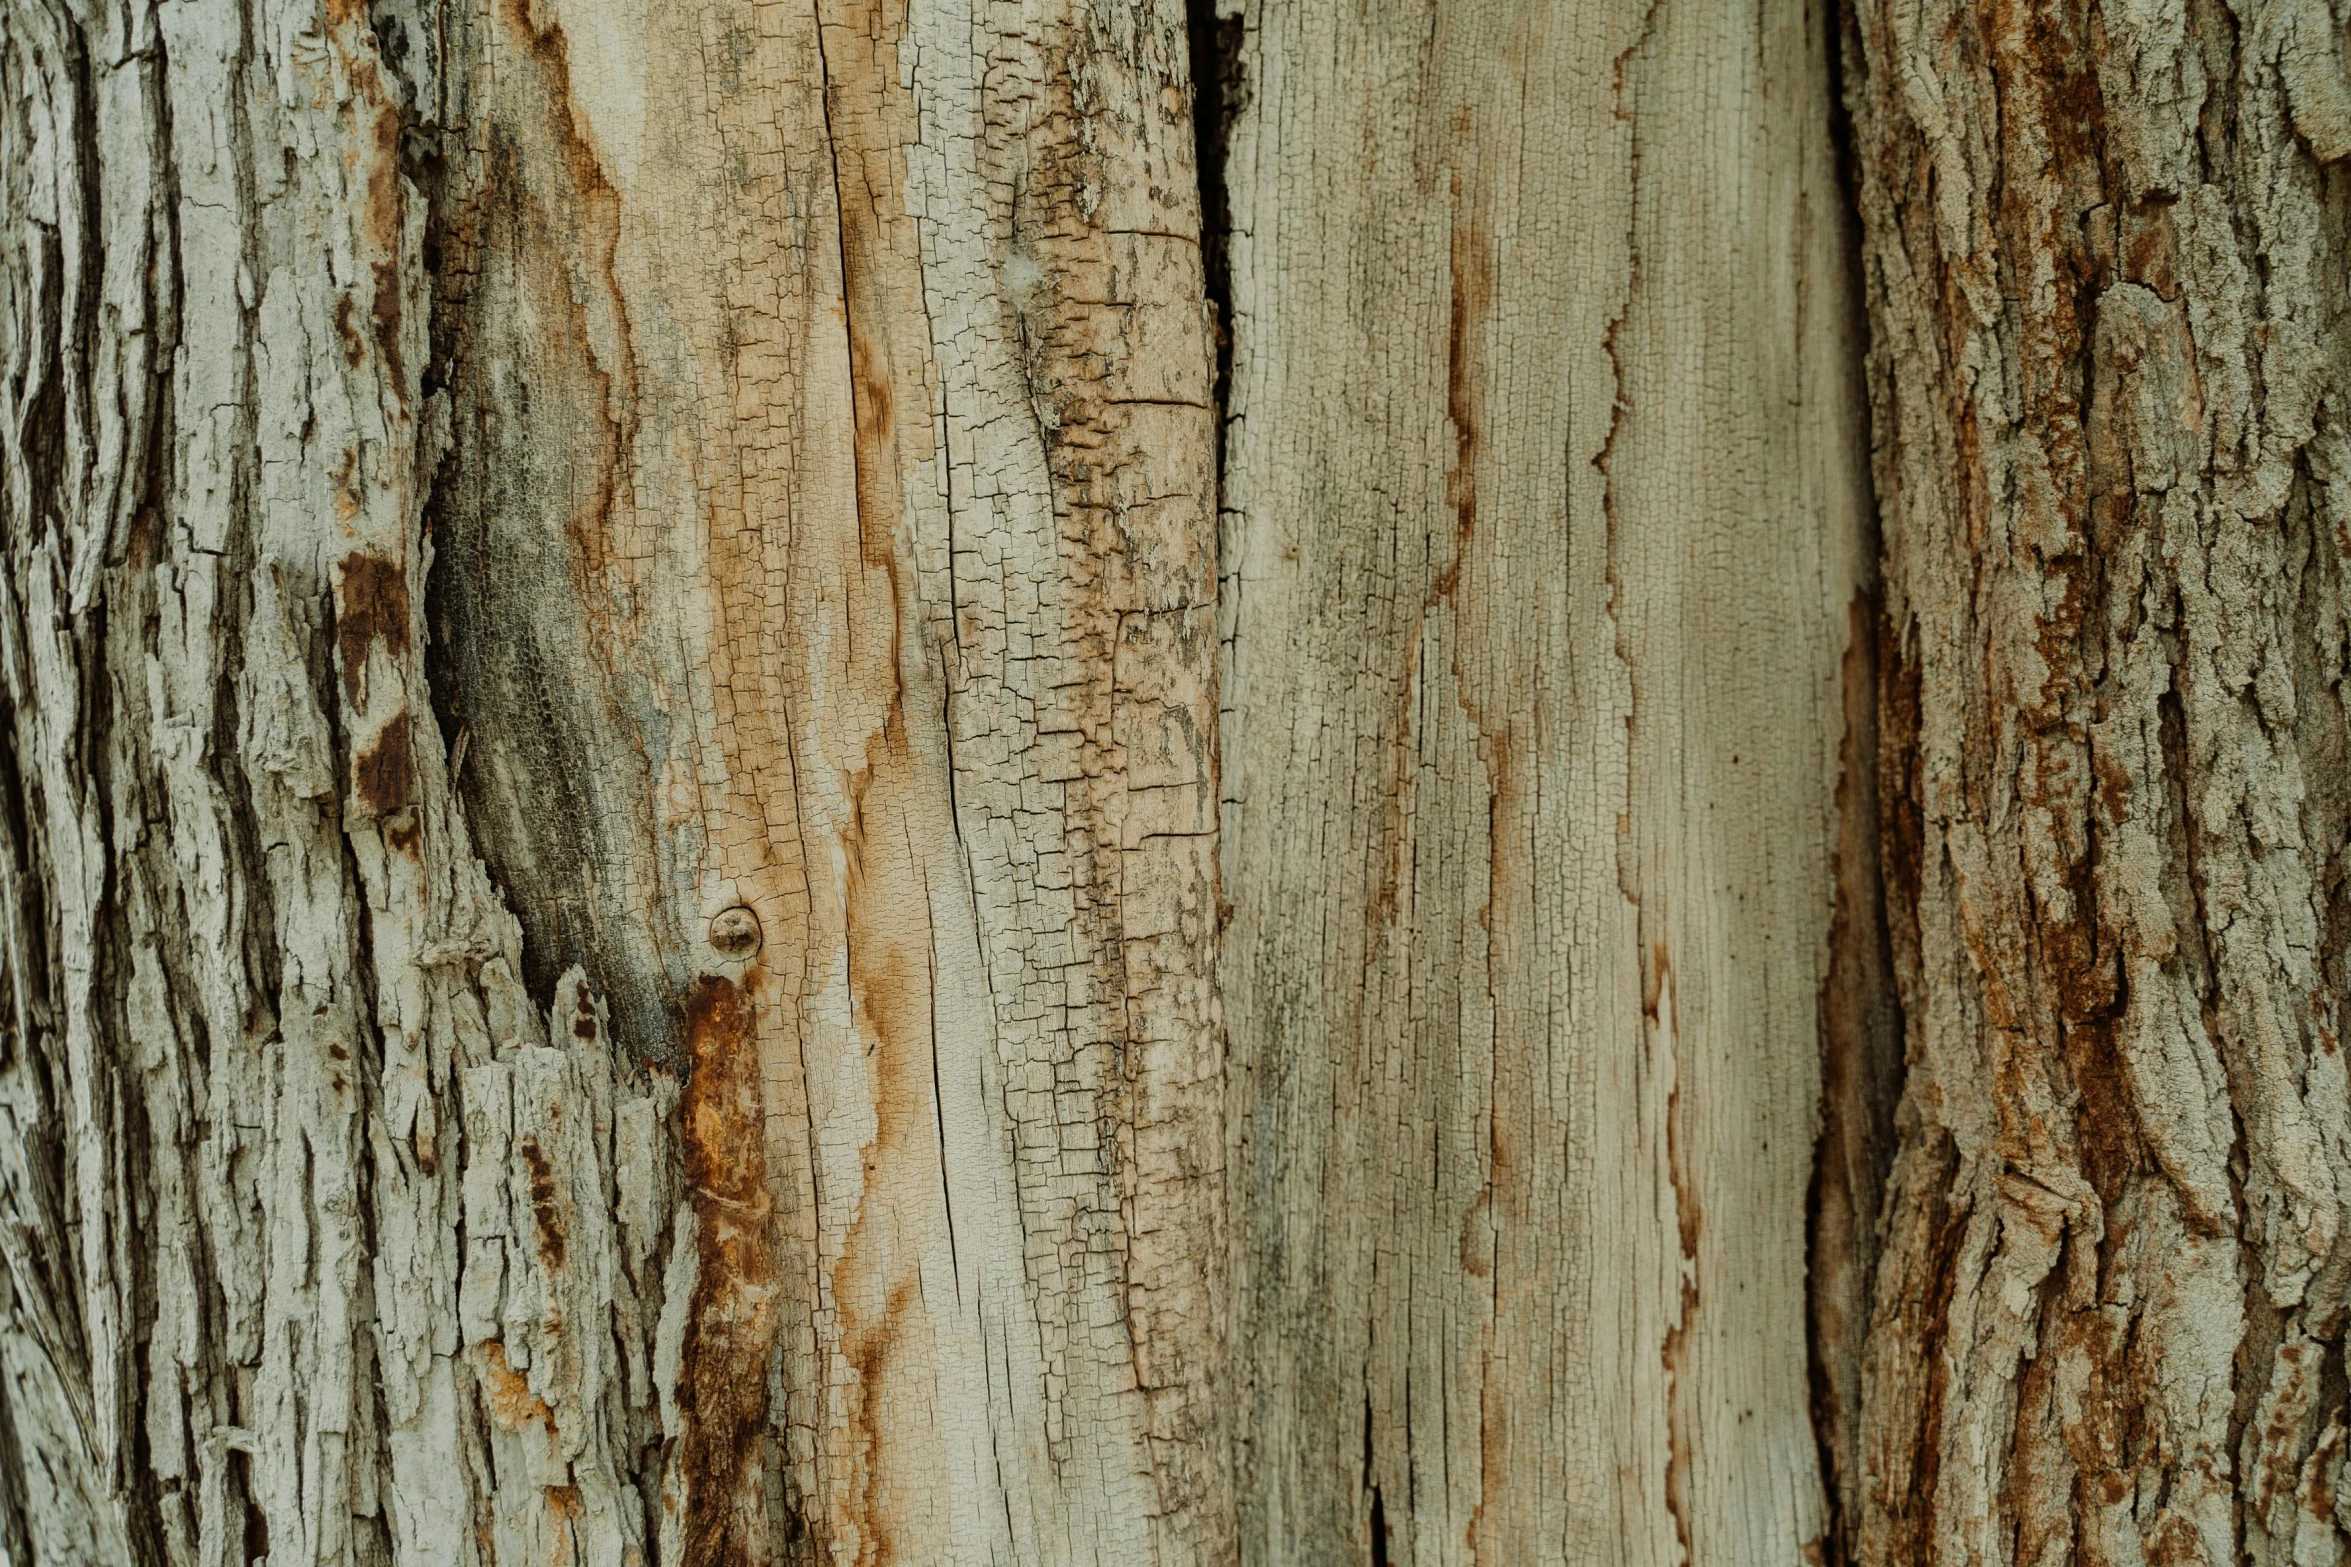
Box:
[1802,3,1900,1559]
[1183,0,1241,447]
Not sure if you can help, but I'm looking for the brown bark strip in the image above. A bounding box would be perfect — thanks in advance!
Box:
[679,975,782,1566]
[1844,0,2351,1559]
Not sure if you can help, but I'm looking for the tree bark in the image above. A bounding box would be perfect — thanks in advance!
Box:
[0,0,1221,1562]
[1844,1,2351,1562]
[1213,0,1876,1563]
[36,0,2343,1560]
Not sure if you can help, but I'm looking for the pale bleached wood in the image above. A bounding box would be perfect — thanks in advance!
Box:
[1213,0,1875,1561]
[1845,0,2351,1561]
[0,0,1221,1561]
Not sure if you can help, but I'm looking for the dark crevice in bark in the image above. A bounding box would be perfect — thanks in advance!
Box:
[217,0,281,1066]
[1805,593,1905,1567]
[113,1008,168,1567]
[83,19,175,1563]
[0,1340,29,1567]
[0,173,66,1166]
[228,1448,269,1564]
[1805,1,1903,1560]
[59,13,103,595]
[1184,0,1242,460]
[128,31,195,1554]
[405,28,688,1554]
[0,593,56,1567]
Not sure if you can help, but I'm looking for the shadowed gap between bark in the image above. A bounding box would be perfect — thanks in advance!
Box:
[1802,2,1905,1560]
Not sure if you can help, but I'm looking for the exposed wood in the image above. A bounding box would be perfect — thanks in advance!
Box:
[0,0,1221,1561]
[1212,0,1876,1560]
[1844,0,2351,1560]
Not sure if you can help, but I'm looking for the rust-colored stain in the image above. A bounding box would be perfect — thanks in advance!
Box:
[1458,1188,1493,1278]
[833,751,938,1567]
[334,553,413,702]
[383,811,421,855]
[806,4,964,1554]
[489,0,640,588]
[1655,935,1700,1567]
[840,214,902,575]
[1876,605,1923,998]
[370,255,406,391]
[678,973,778,1567]
[2062,998,2142,1209]
[480,1339,558,1434]
[317,4,407,390]
[841,760,929,1169]
[842,1278,916,1567]
[361,15,408,387]
[334,294,368,367]
[1444,181,1488,559]
[518,1135,567,1270]
[353,714,415,816]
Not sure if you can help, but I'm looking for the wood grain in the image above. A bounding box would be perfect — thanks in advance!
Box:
[1214,0,1876,1560]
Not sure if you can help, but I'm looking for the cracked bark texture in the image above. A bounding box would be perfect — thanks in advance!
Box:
[1845,0,2351,1562]
[1213,0,1876,1561]
[0,0,1221,1560]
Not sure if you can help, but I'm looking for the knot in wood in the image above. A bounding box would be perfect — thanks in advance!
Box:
[708,905,763,960]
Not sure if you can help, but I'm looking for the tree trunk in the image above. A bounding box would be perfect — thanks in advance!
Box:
[1213,0,1876,1563]
[19,0,2343,1561]
[1843,1,2351,1562]
[0,0,1221,1562]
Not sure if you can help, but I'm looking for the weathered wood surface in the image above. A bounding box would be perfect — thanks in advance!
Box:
[1212,0,1878,1561]
[0,0,1221,1560]
[1845,0,2351,1561]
